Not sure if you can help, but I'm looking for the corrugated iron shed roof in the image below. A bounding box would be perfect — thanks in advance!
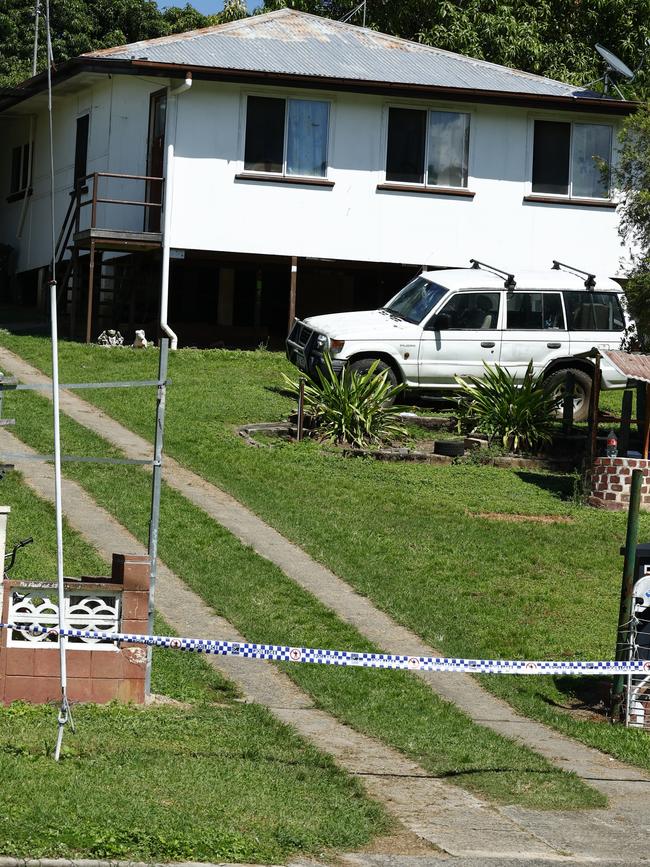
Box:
[602,351,650,385]
[84,8,606,100]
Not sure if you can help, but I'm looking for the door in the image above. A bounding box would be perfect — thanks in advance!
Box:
[418,290,502,386]
[146,89,167,232]
[500,291,568,379]
[563,290,626,357]
[74,114,89,190]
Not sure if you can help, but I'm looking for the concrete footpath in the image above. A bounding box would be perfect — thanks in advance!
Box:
[1,346,650,862]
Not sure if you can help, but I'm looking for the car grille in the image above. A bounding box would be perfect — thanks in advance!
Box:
[289,322,314,348]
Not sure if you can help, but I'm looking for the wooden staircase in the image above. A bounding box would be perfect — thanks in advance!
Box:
[53,172,163,342]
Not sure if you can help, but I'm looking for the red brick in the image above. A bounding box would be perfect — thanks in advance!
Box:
[112,553,150,591]
[117,678,145,704]
[611,484,623,492]
[5,647,34,677]
[605,492,616,501]
[68,677,93,703]
[122,646,148,678]
[91,678,120,704]
[34,649,60,677]
[620,467,631,475]
[90,650,123,679]
[120,620,149,639]
[4,675,60,704]
[121,591,149,622]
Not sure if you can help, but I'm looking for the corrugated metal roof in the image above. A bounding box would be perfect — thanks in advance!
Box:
[602,351,650,385]
[84,9,605,100]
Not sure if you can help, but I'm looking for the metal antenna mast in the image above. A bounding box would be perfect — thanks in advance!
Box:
[340,1,367,26]
[32,0,40,76]
[44,0,73,761]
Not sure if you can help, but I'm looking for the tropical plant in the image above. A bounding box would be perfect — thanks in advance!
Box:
[282,355,406,448]
[613,103,650,349]
[455,362,559,453]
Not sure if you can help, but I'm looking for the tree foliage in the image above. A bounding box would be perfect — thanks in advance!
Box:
[614,105,650,347]
[0,1,231,87]
[260,0,650,98]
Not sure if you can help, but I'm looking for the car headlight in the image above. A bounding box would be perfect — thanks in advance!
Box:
[315,333,329,351]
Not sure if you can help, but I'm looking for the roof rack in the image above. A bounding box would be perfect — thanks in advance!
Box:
[551,260,596,290]
[469,259,516,290]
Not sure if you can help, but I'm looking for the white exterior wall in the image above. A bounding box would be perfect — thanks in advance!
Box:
[0,74,163,272]
[168,81,625,276]
[1,73,626,277]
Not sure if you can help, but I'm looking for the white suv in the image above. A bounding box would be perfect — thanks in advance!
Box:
[286,261,628,421]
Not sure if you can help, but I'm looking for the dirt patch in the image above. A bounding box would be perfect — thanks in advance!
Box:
[339,828,442,861]
[470,511,575,525]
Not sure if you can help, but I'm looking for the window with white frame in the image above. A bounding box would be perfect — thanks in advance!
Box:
[385,106,470,188]
[244,95,330,178]
[531,119,612,199]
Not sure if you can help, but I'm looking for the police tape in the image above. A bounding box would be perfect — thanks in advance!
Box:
[2,621,649,676]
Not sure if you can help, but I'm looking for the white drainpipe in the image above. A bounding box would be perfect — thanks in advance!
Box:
[160,72,192,350]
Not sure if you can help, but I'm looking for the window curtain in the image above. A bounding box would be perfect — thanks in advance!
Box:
[286,99,329,177]
[427,112,469,188]
[571,124,611,198]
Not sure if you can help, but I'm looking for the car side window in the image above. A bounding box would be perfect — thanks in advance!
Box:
[438,292,500,330]
[563,291,625,332]
[506,292,565,330]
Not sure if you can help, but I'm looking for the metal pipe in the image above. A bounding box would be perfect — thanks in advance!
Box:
[297,377,305,442]
[160,73,192,350]
[611,468,643,720]
[145,338,169,695]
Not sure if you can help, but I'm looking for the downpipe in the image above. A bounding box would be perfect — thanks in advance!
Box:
[160,72,192,350]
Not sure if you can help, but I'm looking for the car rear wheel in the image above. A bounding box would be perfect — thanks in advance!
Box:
[545,368,592,423]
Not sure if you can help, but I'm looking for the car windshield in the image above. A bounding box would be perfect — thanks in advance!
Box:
[384,277,449,324]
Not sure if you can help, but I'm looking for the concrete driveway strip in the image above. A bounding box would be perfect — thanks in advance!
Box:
[0,346,647,799]
[0,426,566,861]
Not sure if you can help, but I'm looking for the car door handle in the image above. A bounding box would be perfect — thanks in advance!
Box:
[481,341,495,348]
[547,342,562,349]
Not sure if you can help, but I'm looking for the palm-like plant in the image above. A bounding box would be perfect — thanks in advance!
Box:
[283,355,406,448]
[455,362,559,453]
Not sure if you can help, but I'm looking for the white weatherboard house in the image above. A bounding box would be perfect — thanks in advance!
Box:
[0,9,635,347]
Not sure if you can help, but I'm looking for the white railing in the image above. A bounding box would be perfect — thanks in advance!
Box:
[7,582,121,651]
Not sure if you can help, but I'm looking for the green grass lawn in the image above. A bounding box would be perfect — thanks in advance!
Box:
[0,472,388,862]
[0,380,597,810]
[1,335,648,798]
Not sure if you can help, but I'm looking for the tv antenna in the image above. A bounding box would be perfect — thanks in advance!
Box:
[340,0,367,27]
[586,42,648,99]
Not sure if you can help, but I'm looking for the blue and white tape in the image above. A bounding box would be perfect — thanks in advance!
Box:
[3,622,649,676]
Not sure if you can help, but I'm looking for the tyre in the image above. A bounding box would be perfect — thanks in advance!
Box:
[348,357,399,406]
[433,439,466,457]
[545,368,592,423]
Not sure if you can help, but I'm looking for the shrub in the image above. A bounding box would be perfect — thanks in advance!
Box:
[455,362,559,453]
[283,355,406,448]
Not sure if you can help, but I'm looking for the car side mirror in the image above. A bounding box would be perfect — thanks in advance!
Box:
[426,312,451,331]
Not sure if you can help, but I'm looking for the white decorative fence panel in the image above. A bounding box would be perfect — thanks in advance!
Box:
[7,583,121,651]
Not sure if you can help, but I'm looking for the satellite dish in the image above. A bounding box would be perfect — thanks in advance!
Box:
[591,44,635,97]
[596,44,634,80]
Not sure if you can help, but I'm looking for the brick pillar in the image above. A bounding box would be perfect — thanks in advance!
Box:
[589,458,650,511]
[111,553,150,703]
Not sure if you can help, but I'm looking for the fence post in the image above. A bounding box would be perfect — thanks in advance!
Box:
[619,389,633,458]
[611,468,643,721]
[297,376,305,442]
